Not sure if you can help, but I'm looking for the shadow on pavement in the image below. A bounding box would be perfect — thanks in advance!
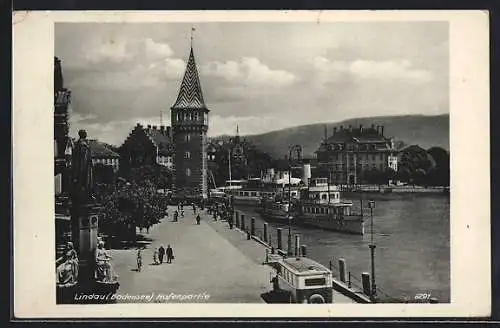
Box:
[260,290,293,303]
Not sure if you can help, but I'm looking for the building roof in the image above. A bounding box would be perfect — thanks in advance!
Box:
[325,126,388,144]
[144,127,173,155]
[171,47,207,110]
[88,140,120,158]
[282,257,330,274]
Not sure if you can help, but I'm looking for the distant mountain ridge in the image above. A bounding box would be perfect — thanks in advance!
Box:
[230,114,449,158]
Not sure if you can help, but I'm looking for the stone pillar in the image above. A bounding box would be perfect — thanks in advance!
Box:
[263,223,268,243]
[339,258,347,283]
[294,234,300,257]
[72,204,100,284]
[300,245,307,257]
[362,272,371,297]
[277,228,283,250]
[241,214,246,231]
[251,217,256,236]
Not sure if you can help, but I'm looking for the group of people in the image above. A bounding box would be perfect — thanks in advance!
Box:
[153,244,174,265]
[136,244,174,269]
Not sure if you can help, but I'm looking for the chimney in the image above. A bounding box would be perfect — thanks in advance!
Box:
[381,125,385,136]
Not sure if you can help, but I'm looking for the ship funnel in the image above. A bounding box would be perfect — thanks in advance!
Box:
[302,164,312,186]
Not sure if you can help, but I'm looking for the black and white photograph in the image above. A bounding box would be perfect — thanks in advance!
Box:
[13,11,490,318]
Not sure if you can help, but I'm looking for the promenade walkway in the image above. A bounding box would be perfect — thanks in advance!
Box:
[110,206,273,303]
[109,206,356,303]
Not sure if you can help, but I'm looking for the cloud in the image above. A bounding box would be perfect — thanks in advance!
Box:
[201,57,297,87]
[145,38,174,58]
[84,37,133,63]
[312,57,433,84]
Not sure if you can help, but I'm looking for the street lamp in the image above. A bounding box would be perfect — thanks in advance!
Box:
[368,200,377,301]
[287,144,302,256]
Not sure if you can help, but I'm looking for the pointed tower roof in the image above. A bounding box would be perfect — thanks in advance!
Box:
[171,47,207,110]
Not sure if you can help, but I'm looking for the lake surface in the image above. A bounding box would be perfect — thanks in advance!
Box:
[236,192,450,303]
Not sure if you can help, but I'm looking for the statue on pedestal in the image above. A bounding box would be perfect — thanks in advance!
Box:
[95,241,118,283]
[71,129,94,205]
[56,241,79,286]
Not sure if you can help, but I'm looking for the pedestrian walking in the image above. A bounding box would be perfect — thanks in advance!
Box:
[192,203,196,214]
[196,214,201,225]
[153,247,159,265]
[166,245,174,263]
[158,245,165,264]
[174,210,178,222]
[136,248,143,272]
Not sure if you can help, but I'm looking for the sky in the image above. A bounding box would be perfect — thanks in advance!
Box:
[55,22,449,146]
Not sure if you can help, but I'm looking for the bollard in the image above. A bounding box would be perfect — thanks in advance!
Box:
[241,214,246,231]
[300,245,307,257]
[362,272,371,297]
[277,228,283,250]
[263,223,268,243]
[339,258,347,283]
[294,234,300,257]
[251,217,256,236]
[247,230,251,240]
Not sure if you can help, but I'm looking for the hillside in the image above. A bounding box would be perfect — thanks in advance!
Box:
[239,114,449,158]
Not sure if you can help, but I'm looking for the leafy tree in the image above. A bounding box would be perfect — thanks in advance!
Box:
[426,147,450,186]
[397,167,412,183]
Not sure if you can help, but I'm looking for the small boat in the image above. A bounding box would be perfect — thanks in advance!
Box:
[296,178,365,235]
[257,197,299,223]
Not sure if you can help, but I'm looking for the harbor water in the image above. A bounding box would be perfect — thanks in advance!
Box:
[235,192,450,303]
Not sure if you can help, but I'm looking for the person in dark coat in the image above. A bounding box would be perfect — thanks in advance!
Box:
[158,245,165,264]
[166,245,174,263]
[196,214,201,225]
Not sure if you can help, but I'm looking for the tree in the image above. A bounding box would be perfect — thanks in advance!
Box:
[413,168,427,186]
[427,147,450,186]
[397,167,411,183]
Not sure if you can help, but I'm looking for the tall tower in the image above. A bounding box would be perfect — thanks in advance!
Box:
[171,44,209,199]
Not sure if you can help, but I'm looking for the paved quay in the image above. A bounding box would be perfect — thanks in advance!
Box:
[110,206,273,303]
[109,205,356,303]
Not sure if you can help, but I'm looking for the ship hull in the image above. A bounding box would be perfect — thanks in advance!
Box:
[297,215,365,235]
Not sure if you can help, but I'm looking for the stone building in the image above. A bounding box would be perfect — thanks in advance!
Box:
[120,123,174,173]
[54,57,73,196]
[170,45,209,199]
[316,124,399,185]
[88,140,120,173]
[54,57,73,256]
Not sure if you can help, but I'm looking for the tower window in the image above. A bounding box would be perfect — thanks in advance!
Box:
[186,168,191,176]
[193,112,199,121]
[185,151,191,159]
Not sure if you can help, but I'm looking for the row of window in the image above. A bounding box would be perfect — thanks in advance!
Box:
[331,163,387,171]
[92,158,118,166]
[326,143,388,151]
[303,206,348,215]
[279,267,295,287]
[330,153,388,161]
[235,191,276,198]
[176,112,208,123]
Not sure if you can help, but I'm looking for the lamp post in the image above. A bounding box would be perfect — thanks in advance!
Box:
[287,144,302,256]
[368,200,377,301]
